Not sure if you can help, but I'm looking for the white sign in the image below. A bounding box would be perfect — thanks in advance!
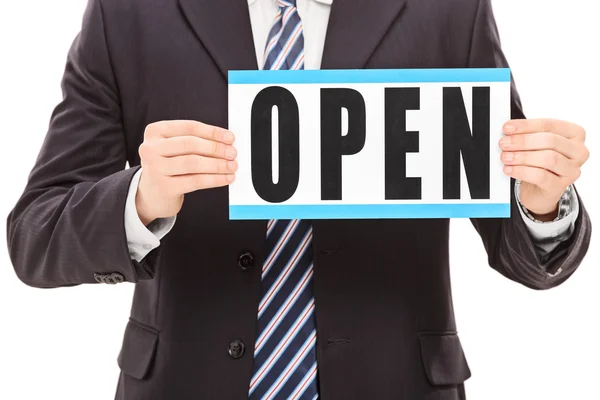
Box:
[228,69,511,220]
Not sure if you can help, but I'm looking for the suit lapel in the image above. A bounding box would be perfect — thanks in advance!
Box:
[321,0,408,69]
[179,0,407,75]
[178,0,259,79]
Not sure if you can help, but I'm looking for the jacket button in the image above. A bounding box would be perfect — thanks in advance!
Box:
[94,272,125,284]
[228,340,245,359]
[238,252,255,272]
[110,273,125,283]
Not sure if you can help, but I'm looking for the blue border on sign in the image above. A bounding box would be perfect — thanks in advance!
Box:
[229,204,510,220]
[228,68,511,85]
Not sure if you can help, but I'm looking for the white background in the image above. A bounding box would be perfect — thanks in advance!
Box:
[0,1,598,399]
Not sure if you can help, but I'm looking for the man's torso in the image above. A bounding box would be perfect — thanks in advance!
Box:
[107,0,481,398]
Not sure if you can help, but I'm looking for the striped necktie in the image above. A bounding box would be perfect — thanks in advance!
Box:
[248,2,319,399]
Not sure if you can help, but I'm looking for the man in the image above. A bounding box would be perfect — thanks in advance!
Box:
[6,0,591,398]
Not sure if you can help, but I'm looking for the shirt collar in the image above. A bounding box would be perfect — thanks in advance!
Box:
[248,0,333,6]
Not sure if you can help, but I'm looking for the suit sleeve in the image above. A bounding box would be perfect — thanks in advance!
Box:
[6,0,155,288]
[467,0,592,289]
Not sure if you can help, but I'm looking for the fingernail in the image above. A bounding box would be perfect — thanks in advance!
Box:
[504,166,513,174]
[224,131,235,143]
[503,152,514,162]
[504,124,516,133]
[225,147,237,159]
[228,161,238,171]
[227,174,235,183]
[499,136,511,147]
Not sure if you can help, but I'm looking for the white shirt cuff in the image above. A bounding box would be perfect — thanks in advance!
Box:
[124,168,177,262]
[515,182,579,255]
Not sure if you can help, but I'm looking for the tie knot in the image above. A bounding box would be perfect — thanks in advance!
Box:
[277,0,297,8]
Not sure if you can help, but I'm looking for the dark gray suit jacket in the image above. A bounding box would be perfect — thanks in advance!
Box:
[6,0,592,398]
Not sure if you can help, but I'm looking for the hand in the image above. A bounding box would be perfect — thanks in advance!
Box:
[136,120,238,225]
[499,118,589,221]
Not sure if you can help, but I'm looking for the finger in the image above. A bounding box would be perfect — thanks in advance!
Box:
[501,150,573,177]
[499,132,580,159]
[147,120,235,144]
[157,136,237,160]
[503,165,566,192]
[503,119,584,139]
[158,155,238,176]
[171,173,235,194]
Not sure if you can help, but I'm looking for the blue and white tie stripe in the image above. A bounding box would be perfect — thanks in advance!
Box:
[248,3,318,399]
[262,0,305,71]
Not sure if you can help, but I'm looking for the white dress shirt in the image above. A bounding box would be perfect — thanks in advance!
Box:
[124,0,579,262]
